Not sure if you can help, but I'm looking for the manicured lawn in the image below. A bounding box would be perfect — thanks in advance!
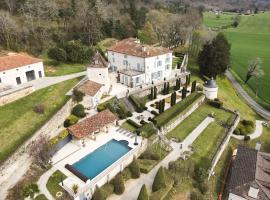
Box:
[0,78,80,163]
[223,12,270,107]
[167,104,233,141]
[45,63,86,77]
[203,11,236,28]
[46,170,67,198]
[121,121,137,132]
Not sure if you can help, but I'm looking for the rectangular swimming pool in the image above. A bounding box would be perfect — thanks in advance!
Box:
[72,139,131,180]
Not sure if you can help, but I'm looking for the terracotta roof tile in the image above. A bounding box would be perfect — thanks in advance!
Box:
[0,53,42,72]
[108,38,172,58]
[88,52,108,68]
[77,80,103,96]
[68,109,118,139]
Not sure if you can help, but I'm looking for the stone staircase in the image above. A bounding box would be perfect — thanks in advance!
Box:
[120,97,136,112]
[116,127,136,139]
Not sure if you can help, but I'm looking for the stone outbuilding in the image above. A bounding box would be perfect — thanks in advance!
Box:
[203,78,218,100]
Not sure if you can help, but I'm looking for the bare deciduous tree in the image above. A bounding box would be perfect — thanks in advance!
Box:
[245,57,264,84]
[28,134,52,168]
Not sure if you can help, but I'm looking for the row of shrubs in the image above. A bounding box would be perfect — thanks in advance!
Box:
[129,95,147,113]
[97,97,132,119]
[92,159,141,200]
[64,104,86,127]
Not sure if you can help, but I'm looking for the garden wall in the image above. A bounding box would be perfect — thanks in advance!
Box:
[160,94,206,135]
[0,85,34,106]
[207,112,240,180]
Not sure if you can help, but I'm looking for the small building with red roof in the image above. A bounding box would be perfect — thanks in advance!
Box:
[0,53,44,87]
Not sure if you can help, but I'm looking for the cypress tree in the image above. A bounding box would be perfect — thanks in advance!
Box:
[137,184,149,200]
[150,87,154,100]
[92,186,105,200]
[154,86,157,99]
[191,80,197,93]
[129,159,141,179]
[166,82,170,94]
[152,167,166,192]
[182,87,187,99]
[163,82,167,95]
[171,92,176,107]
[113,174,125,194]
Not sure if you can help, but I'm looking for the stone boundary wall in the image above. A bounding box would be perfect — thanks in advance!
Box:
[207,112,240,180]
[0,86,34,106]
[160,94,206,135]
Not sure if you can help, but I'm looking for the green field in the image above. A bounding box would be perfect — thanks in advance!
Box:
[223,12,270,106]
[0,78,80,163]
[203,12,236,28]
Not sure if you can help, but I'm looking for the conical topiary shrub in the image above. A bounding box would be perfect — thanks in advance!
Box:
[137,184,149,200]
[113,173,125,195]
[152,167,166,192]
[129,158,141,179]
[92,186,105,200]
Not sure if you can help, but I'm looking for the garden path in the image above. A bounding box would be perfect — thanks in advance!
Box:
[37,168,57,200]
[108,116,214,200]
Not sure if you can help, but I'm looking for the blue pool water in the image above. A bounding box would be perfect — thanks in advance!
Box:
[72,139,131,180]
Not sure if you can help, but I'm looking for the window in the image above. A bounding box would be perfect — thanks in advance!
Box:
[124,55,127,58]
[157,61,162,67]
[112,58,115,63]
[0,77,1,83]
[136,77,140,84]
[166,57,170,63]
[137,63,140,71]
[166,64,170,70]
[38,71,42,78]
[123,60,128,66]
[16,77,21,85]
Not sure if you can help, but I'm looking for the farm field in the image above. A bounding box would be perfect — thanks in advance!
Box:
[203,11,236,28]
[223,12,270,107]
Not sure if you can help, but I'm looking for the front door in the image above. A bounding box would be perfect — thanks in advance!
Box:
[16,77,21,85]
[26,70,36,82]
[38,71,42,78]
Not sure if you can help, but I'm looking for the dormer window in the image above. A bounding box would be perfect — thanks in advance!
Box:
[95,60,99,65]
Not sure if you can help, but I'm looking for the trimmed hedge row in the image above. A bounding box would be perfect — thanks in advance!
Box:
[138,123,157,138]
[127,119,141,129]
[154,92,204,126]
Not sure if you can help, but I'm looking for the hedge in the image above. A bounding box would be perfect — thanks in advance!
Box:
[234,120,255,135]
[154,92,203,126]
[97,97,130,119]
[64,114,79,127]
[209,98,223,109]
[92,187,105,200]
[71,104,86,118]
[138,123,157,138]
[129,95,146,113]
[127,119,141,129]
[50,129,69,146]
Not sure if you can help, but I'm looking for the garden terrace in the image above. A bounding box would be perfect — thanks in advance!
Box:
[0,78,80,163]
[154,92,204,127]
[97,97,131,119]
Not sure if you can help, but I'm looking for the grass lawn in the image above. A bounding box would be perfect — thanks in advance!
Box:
[154,92,204,126]
[46,170,67,198]
[0,78,80,163]
[121,121,137,132]
[203,11,236,28]
[45,62,86,77]
[223,12,270,108]
[167,104,233,141]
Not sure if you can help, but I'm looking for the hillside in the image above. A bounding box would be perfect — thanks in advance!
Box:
[223,12,270,106]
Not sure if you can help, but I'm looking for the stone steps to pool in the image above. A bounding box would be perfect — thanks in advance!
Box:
[116,128,136,139]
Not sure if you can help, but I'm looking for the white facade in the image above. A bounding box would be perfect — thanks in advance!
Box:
[203,86,218,100]
[108,51,172,87]
[81,86,104,109]
[87,67,110,93]
[0,62,45,87]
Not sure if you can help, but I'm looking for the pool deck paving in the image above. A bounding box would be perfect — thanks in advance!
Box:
[108,116,214,200]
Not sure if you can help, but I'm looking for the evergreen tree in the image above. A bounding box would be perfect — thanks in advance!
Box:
[171,92,176,107]
[152,167,166,192]
[198,33,231,78]
[137,184,149,200]
[150,87,154,100]
[129,158,141,179]
[163,82,167,95]
[113,174,125,194]
[166,82,170,94]
[182,87,187,99]
[191,80,197,93]
[92,186,105,200]
[154,86,157,99]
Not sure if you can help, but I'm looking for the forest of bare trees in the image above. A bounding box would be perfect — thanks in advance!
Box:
[0,0,202,55]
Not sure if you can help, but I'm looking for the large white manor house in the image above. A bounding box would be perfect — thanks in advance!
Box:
[107,38,172,87]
